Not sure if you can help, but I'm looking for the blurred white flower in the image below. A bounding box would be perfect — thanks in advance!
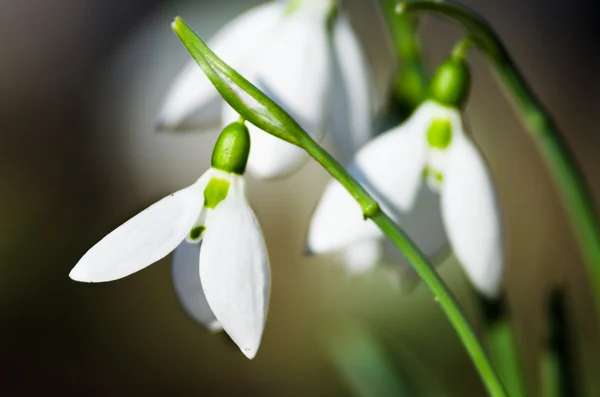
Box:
[158,0,373,179]
[70,123,270,359]
[307,100,503,298]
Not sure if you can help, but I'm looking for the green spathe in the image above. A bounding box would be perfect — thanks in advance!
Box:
[204,178,230,209]
[211,121,251,175]
[429,59,470,107]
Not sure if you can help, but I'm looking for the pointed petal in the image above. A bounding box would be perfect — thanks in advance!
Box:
[251,9,332,141]
[222,104,309,179]
[70,175,210,282]
[157,3,284,130]
[355,103,433,212]
[156,60,222,131]
[200,176,270,359]
[307,176,383,254]
[339,239,383,275]
[172,241,221,332]
[440,129,504,298]
[329,13,373,160]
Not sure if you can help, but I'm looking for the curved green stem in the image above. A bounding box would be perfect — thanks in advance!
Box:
[301,135,507,397]
[398,0,600,322]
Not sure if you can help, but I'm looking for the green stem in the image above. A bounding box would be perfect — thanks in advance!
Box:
[327,322,412,397]
[541,291,576,397]
[480,298,528,397]
[379,0,429,113]
[301,135,507,397]
[398,0,600,324]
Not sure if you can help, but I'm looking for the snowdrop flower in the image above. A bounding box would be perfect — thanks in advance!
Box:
[70,121,270,359]
[307,59,504,298]
[158,0,373,178]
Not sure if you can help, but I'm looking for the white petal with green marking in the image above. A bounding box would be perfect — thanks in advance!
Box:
[199,175,270,359]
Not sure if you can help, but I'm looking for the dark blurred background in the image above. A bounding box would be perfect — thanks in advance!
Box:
[0,0,599,395]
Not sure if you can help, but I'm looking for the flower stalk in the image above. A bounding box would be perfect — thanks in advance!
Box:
[379,0,429,112]
[397,0,600,325]
[170,16,507,396]
[479,298,528,397]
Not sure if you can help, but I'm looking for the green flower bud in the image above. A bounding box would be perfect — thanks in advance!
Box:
[211,121,251,175]
[429,59,470,108]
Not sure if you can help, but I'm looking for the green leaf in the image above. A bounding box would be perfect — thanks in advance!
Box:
[171,16,307,146]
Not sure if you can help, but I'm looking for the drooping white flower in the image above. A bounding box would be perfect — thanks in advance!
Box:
[70,122,270,359]
[158,0,373,178]
[307,97,504,298]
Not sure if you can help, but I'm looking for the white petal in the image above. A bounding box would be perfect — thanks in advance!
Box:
[70,174,210,282]
[338,239,383,275]
[390,183,448,262]
[199,176,270,359]
[355,103,434,212]
[215,5,332,179]
[307,176,383,254]
[171,241,221,332]
[251,8,332,141]
[222,104,309,180]
[329,13,373,160]
[157,2,284,130]
[440,127,504,298]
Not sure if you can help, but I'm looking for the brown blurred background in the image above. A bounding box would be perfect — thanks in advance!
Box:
[0,0,599,395]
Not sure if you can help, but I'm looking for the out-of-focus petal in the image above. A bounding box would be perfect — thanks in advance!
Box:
[70,174,210,282]
[172,241,221,332]
[307,178,383,254]
[157,2,284,130]
[355,103,434,212]
[339,239,383,275]
[329,12,372,161]
[440,126,503,298]
[251,7,332,141]
[199,176,270,359]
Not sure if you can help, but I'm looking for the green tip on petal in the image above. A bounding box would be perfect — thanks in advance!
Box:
[204,178,231,209]
[427,119,453,149]
[429,58,470,108]
[212,121,251,175]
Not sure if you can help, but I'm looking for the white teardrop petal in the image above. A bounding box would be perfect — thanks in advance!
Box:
[307,177,383,254]
[440,130,504,298]
[70,174,210,283]
[172,241,221,332]
[199,177,270,359]
[157,2,284,130]
[330,13,372,159]
[355,104,432,212]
